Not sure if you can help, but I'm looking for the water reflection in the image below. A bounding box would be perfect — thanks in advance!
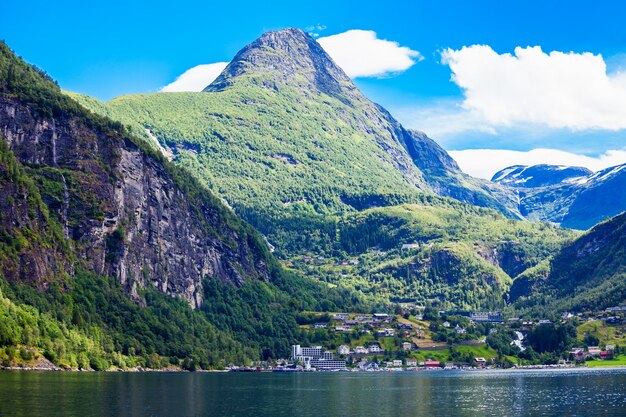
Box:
[0,369,625,416]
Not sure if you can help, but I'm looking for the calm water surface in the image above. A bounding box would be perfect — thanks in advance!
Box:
[0,368,625,416]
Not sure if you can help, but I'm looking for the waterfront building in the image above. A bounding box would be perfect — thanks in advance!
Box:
[424,360,440,368]
[292,345,324,360]
[310,359,347,370]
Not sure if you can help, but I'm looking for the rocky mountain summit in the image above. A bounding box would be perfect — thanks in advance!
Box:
[492,164,593,188]
[206,28,360,104]
[492,163,626,229]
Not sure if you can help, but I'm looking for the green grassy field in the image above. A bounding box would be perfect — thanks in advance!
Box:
[586,354,626,367]
[577,320,626,346]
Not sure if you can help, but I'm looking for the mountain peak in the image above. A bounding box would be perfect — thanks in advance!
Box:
[204,28,359,101]
[492,164,593,188]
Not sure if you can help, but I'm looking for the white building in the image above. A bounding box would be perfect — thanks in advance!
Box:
[310,359,347,370]
[470,311,504,323]
[335,325,353,332]
[368,344,384,354]
[354,346,368,355]
[373,313,390,320]
[401,243,420,250]
[337,345,351,356]
[292,345,324,360]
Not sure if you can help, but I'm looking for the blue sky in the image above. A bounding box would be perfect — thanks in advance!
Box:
[3,0,626,178]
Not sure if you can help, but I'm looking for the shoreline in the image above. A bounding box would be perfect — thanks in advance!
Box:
[2,364,625,374]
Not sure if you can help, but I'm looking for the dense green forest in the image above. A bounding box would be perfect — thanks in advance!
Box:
[511,211,626,316]
[70,87,582,311]
[0,40,375,369]
[284,204,578,309]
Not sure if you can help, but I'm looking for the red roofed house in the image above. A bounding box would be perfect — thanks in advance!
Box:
[424,360,440,368]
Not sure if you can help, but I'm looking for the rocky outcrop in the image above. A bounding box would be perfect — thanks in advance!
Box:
[0,94,270,308]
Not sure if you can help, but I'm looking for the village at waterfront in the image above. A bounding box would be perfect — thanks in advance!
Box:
[228,306,626,372]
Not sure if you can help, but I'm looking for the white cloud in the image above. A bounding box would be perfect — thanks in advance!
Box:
[441,45,626,130]
[318,30,422,78]
[160,62,228,92]
[449,148,626,180]
[393,99,497,138]
[306,24,327,37]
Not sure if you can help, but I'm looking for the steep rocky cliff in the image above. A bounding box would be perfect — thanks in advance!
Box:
[0,42,271,308]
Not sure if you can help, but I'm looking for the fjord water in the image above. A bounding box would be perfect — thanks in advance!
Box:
[1,369,626,416]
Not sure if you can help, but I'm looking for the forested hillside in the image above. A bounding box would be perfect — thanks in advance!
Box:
[69,29,580,312]
[0,40,369,369]
[511,211,626,315]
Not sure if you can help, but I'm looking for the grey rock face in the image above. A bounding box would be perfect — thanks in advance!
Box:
[205,28,358,103]
[0,97,269,308]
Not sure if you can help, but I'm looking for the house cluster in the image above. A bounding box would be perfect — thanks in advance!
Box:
[337,344,385,356]
[354,358,464,371]
[328,312,429,344]
[602,307,625,324]
[570,345,615,362]
[301,255,360,266]
[329,312,397,333]
[558,307,625,324]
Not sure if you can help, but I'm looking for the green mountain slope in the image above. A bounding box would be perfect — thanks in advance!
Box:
[0,40,369,369]
[511,211,626,315]
[70,29,520,226]
[289,204,577,309]
[68,28,577,310]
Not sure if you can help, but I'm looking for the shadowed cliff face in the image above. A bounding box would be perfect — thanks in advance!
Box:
[0,43,272,308]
